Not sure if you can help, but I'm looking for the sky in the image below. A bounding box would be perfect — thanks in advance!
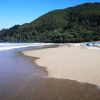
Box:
[0,0,99,30]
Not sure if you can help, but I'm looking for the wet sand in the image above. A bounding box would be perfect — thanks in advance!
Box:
[1,77,100,100]
[23,45,100,86]
[14,78,100,100]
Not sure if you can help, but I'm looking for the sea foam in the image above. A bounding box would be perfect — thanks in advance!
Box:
[0,43,53,51]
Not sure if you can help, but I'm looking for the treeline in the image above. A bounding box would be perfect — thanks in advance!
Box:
[0,3,100,43]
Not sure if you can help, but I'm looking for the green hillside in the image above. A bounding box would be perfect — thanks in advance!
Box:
[0,3,100,42]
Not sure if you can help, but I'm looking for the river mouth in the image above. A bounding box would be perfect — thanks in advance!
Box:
[0,44,100,100]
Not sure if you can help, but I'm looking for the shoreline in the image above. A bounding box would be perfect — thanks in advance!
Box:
[20,52,49,77]
[22,44,100,86]
[1,44,100,100]
[20,44,60,77]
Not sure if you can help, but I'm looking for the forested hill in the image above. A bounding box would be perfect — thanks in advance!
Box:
[0,3,100,42]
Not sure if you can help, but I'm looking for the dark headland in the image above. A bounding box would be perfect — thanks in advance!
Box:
[0,2,100,43]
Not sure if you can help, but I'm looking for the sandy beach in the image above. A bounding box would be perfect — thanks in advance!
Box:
[23,45,100,86]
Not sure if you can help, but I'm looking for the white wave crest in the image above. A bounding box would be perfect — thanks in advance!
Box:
[0,43,53,51]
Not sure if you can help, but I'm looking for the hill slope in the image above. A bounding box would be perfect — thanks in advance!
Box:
[0,3,100,42]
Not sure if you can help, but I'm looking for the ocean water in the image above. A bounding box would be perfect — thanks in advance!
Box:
[0,43,52,99]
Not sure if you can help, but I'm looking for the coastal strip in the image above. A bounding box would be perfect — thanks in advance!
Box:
[22,44,100,86]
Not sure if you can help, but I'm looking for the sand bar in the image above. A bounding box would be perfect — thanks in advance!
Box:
[23,45,100,86]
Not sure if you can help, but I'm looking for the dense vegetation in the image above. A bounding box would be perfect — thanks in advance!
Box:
[0,3,100,43]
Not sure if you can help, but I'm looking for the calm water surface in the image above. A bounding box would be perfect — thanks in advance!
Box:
[0,47,46,99]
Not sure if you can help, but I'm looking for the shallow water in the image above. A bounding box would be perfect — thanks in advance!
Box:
[0,46,46,100]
